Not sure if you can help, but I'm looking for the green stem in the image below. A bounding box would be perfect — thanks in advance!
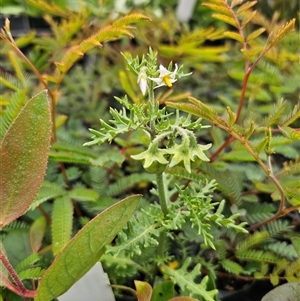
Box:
[156,172,168,216]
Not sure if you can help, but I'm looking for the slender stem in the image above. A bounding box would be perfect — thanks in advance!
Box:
[0,250,26,293]
[156,172,168,216]
[0,250,36,299]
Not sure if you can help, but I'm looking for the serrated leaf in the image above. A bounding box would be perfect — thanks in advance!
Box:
[0,90,52,228]
[221,259,243,274]
[223,31,244,43]
[35,195,141,301]
[278,126,300,140]
[236,1,257,15]
[247,27,266,42]
[168,298,199,301]
[291,238,300,257]
[241,10,257,27]
[68,187,99,202]
[212,13,239,28]
[202,3,234,17]
[267,19,296,49]
[51,196,74,256]
[135,281,152,301]
[231,0,243,8]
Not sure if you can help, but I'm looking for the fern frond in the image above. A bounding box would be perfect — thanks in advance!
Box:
[51,196,74,256]
[168,166,207,182]
[267,19,296,49]
[112,13,151,27]
[202,2,234,17]
[262,99,288,126]
[285,258,300,276]
[236,231,269,253]
[107,173,154,197]
[30,181,65,210]
[2,220,29,230]
[211,13,239,28]
[214,240,227,260]
[221,259,243,274]
[241,203,275,224]
[237,249,279,263]
[223,31,244,43]
[281,101,300,127]
[264,242,298,260]
[261,220,292,237]
[257,60,284,84]
[161,258,218,300]
[68,187,99,202]
[236,1,257,15]
[0,90,27,139]
[15,253,40,273]
[247,27,266,42]
[54,14,149,78]
[49,150,93,165]
[241,10,257,27]
[0,69,21,91]
[18,267,44,281]
[27,0,73,18]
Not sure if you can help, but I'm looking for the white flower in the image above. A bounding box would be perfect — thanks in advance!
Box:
[149,64,178,89]
[137,66,148,95]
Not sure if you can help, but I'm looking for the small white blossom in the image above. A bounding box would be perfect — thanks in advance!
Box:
[137,66,148,95]
[149,64,178,89]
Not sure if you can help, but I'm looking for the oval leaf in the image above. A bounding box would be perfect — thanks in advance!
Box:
[29,216,47,253]
[0,90,51,228]
[135,280,152,301]
[151,281,174,301]
[35,194,141,301]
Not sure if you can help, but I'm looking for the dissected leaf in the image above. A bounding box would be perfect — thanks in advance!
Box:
[0,90,52,229]
[35,195,141,301]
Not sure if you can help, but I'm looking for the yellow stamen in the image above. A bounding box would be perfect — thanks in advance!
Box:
[163,75,172,87]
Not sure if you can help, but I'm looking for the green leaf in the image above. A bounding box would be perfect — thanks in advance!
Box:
[221,259,243,274]
[151,281,174,301]
[68,187,99,202]
[0,90,52,228]
[51,196,74,256]
[168,297,199,301]
[161,258,217,300]
[135,281,152,301]
[35,195,141,301]
[29,216,47,253]
[291,237,300,257]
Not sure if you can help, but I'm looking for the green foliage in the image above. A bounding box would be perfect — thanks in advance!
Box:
[161,258,218,300]
[0,0,299,300]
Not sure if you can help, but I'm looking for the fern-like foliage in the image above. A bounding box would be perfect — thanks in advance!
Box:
[161,258,218,300]
[106,211,162,257]
[51,196,74,256]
